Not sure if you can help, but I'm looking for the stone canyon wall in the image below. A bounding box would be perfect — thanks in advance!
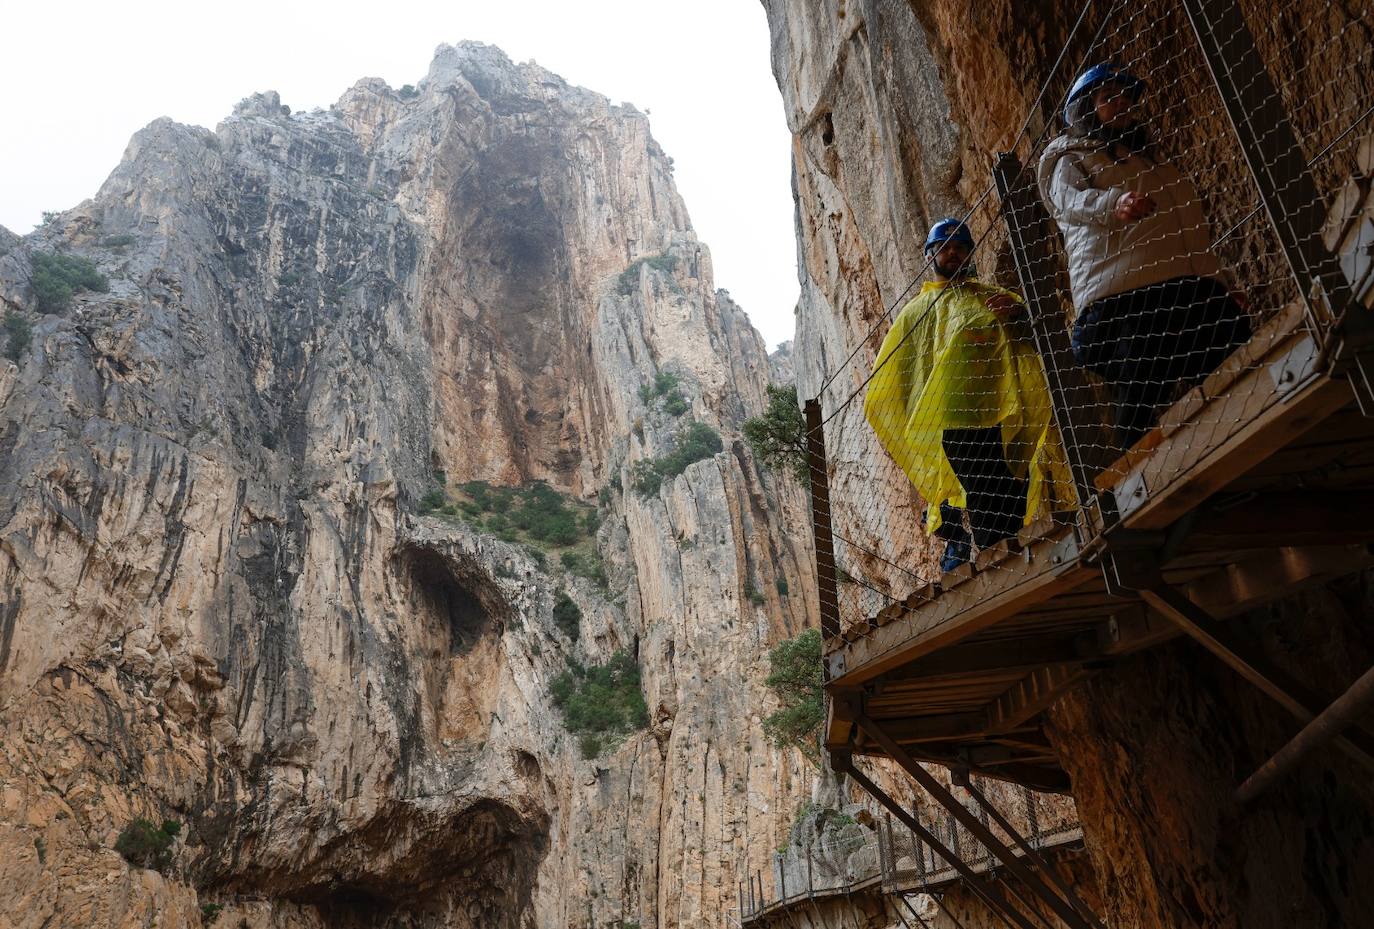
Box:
[0,43,819,929]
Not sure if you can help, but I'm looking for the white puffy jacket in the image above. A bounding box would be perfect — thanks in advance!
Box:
[1037,134,1225,321]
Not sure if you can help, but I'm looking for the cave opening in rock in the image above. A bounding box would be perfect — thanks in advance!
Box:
[404,547,492,656]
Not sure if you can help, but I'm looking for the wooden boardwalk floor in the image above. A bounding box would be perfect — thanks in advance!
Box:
[824,303,1374,789]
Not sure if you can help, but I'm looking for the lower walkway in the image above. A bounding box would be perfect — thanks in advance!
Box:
[741,803,1083,927]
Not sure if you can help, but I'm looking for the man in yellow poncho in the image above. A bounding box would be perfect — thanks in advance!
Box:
[864,218,1071,571]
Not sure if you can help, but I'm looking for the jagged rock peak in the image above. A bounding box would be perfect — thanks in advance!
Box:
[0,37,816,929]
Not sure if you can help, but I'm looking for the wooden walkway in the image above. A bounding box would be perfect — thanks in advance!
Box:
[798,5,1373,929]
[823,297,1374,791]
[741,827,1085,926]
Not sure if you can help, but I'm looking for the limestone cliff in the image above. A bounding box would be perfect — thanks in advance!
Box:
[763,1,1374,927]
[0,43,817,928]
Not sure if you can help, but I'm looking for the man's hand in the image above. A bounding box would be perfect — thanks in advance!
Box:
[1114,191,1157,223]
[986,292,1023,321]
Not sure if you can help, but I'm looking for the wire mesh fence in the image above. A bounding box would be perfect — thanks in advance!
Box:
[739,779,1083,924]
[807,0,1374,647]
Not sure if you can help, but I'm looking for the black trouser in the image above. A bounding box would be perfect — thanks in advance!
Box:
[941,427,1028,550]
[1071,275,1251,447]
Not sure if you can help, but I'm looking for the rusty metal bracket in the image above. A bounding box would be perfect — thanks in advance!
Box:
[1237,661,1374,803]
[835,754,1041,929]
[951,770,1103,929]
[1137,582,1374,778]
[805,397,843,662]
[849,705,1104,929]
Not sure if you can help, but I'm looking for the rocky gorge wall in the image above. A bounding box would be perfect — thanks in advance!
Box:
[0,43,819,929]
[762,1,1374,927]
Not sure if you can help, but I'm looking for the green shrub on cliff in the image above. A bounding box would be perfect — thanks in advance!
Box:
[29,251,108,312]
[761,629,824,763]
[552,590,582,640]
[638,370,690,417]
[419,488,445,512]
[616,252,678,295]
[114,818,180,871]
[3,313,31,362]
[742,385,809,485]
[630,421,723,498]
[550,651,650,759]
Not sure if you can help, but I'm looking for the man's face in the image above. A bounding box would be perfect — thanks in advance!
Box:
[1092,81,1136,129]
[932,239,973,279]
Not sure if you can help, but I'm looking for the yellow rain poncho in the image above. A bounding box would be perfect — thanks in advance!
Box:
[863,279,1072,535]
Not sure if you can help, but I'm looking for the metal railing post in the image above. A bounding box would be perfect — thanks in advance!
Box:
[807,840,815,896]
[883,812,895,886]
[1179,0,1367,360]
[777,851,787,903]
[1023,784,1041,848]
[804,398,843,666]
[914,816,927,881]
[994,152,1106,519]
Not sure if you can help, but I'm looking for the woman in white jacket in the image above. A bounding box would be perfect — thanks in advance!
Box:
[1038,64,1251,447]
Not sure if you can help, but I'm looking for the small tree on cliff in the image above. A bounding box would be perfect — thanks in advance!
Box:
[743,385,809,486]
[762,628,824,764]
[114,818,180,871]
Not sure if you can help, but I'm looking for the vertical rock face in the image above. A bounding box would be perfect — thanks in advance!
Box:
[763,1,1374,927]
[0,43,817,928]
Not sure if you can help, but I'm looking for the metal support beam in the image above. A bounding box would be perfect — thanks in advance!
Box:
[953,770,1101,928]
[1139,581,1374,777]
[837,758,1038,929]
[804,398,843,660]
[1237,661,1374,803]
[1180,0,1372,364]
[851,708,1104,929]
[994,152,1104,512]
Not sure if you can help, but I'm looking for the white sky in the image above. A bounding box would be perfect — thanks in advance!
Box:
[0,0,799,349]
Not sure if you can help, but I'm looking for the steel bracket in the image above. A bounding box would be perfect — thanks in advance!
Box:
[1269,336,1321,398]
[1113,470,1151,522]
[827,651,847,679]
[1047,529,1082,570]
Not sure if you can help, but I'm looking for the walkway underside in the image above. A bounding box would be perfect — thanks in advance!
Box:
[827,309,1374,793]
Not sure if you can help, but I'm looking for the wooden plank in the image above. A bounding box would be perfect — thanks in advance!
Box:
[832,552,1095,687]
[1116,351,1350,530]
[1199,302,1308,400]
[1183,544,1374,618]
[872,635,1089,687]
[868,711,992,743]
[987,665,1090,733]
[1185,492,1374,549]
[1095,305,1309,493]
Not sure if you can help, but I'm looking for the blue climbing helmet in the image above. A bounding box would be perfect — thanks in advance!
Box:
[1064,63,1144,124]
[923,218,974,255]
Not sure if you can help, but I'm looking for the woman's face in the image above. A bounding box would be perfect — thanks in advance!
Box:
[1092,81,1137,129]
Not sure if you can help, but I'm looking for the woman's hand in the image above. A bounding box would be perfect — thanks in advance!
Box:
[1114,191,1157,223]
